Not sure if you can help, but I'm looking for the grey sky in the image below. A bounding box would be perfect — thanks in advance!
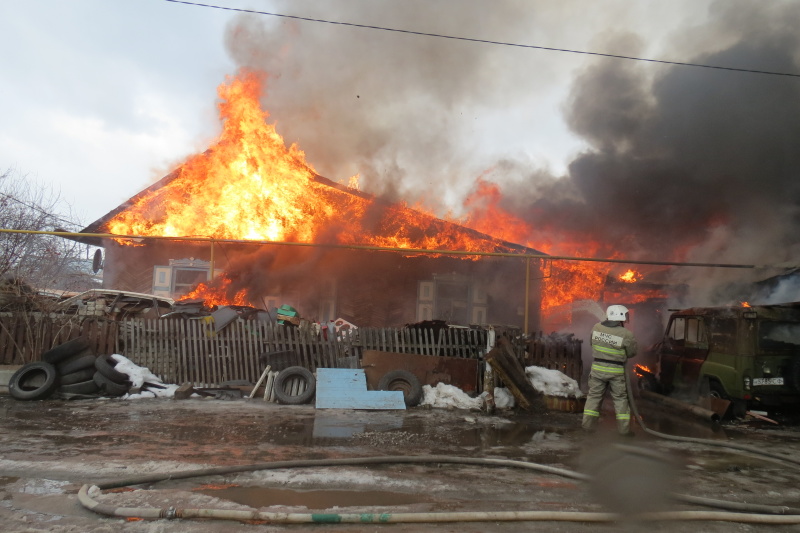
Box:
[1,0,709,226]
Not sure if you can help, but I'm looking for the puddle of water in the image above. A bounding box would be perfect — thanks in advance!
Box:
[199,486,429,509]
[0,476,20,489]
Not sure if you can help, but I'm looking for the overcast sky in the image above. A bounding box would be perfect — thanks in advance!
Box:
[1,0,714,228]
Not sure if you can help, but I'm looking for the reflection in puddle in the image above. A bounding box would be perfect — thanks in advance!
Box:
[313,412,404,439]
[199,485,428,509]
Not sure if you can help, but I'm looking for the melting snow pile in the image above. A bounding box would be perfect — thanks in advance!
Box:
[492,387,515,408]
[525,366,583,398]
[111,354,181,399]
[420,383,485,410]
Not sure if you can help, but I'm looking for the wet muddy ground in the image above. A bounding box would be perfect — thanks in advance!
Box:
[1,395,800,533]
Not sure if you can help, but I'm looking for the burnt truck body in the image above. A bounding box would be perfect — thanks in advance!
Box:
[649,302,800,416]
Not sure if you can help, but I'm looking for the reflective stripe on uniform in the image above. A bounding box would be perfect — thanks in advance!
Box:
[615,413,630,420]
[593,345,626,356]
[583,409,600,417]
[591,362,625,374]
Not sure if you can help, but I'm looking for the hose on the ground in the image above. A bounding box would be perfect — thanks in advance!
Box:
[625,369,800,467]
[77,454,800,524]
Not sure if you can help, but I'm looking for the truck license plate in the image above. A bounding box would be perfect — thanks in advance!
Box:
[753,377,784,386]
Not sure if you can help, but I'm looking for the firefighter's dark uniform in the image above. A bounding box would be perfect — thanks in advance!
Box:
[581,320,638,434]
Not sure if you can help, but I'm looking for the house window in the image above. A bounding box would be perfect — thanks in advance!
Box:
[416,274,487,325]
[173,268,209,298]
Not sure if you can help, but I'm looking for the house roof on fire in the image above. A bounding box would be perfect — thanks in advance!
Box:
[77,167,545,257]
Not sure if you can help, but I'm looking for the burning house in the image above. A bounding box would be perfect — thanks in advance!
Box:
[78,71,547,329]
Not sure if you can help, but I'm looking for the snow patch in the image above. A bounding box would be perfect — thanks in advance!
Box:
[525,366,582,398]
[110,353,181,399]
[420,383,484,410]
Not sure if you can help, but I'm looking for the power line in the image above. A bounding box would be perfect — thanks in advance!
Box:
[0,193,81,230]
[165,0,800,79]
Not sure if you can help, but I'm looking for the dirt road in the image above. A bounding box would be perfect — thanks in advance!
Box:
[1,395,799,532]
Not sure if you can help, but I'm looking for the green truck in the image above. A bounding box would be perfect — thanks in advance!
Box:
[646,302,800,416]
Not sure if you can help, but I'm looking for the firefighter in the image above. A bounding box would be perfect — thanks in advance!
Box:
[582,304,638,435]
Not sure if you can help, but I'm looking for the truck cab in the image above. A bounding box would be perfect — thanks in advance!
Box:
[652,302,800,416]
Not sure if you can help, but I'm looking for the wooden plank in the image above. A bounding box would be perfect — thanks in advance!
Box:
[315,368,405,410]
[485,338,544,411]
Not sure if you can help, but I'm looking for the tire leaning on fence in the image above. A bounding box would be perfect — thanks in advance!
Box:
[377,369,423,407]
[8,362,59,401]
[57,354,97,376]
[273,366,316,405]
[42,337,91,365]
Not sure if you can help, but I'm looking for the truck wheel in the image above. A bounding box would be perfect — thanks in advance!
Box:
[708,380,746,419]
[273,366,316,405]
[378,370,423,407]
[708,380,727,400]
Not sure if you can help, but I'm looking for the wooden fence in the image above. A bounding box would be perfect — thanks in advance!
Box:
[119,319,491,387]
[524,332,584,383]
[0,313,118,365]
[1,314,583,388]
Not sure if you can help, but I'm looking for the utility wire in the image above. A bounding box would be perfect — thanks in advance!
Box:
[0,193,81,231]
[165,0,800,79]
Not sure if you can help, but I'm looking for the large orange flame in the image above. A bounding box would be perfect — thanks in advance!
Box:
[107,70,512,257]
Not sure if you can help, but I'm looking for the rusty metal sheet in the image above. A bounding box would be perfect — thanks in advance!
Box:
[361,350,479,393]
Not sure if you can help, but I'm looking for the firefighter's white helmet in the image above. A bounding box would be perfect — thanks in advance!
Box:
[606,304,629,321]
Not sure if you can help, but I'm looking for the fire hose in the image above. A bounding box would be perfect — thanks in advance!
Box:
[624,369,800,468]
[77,453,800,525]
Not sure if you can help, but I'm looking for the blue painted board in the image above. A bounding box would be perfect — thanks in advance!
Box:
[315,368,405,410]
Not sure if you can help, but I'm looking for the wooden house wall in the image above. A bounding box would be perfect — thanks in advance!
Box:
[99,240,542,330]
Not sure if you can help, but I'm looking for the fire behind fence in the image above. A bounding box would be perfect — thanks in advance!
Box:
[0,315,582,388]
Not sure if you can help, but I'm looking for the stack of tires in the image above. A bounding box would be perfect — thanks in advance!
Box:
[8,338,131,401]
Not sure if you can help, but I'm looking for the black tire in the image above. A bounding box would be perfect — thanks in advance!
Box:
[377,369,423,407]
[60,367,97,386]
[93,371,130,397]
[9,362,59,401]
[42,337,91,365]
[59,379,100,395]
[57,354,97,376]
[273,366,316,405]
[94,355,129,384]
